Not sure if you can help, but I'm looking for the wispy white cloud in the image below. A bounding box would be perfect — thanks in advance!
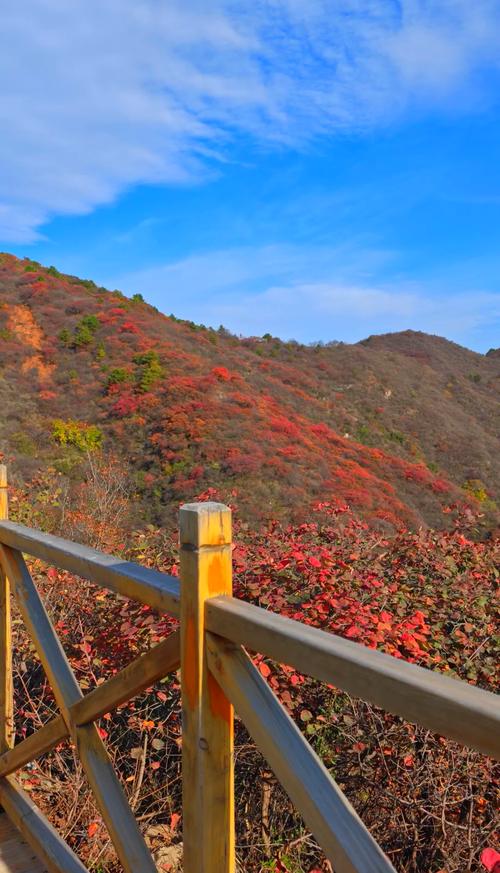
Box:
[208,280,500,345]
[112,243,500,350]
[1,0,500,241]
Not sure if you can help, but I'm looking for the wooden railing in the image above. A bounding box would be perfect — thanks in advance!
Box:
[0,467,498,872]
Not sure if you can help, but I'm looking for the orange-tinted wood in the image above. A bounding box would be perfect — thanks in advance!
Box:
[180,502,235,873]
[0,467,13,753]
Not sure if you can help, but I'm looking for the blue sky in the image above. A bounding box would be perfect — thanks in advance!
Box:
[2,1,500,351]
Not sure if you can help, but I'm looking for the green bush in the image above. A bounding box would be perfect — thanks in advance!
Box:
[80,314,99,332]
[52,419,103,452]
[74,325,93,347]
[58,328,71,346]
[356,424,371,444]
[388,430,405,445]
[107,368,130,387]
[133,350,163,392]
[73,314,100,347]
[12,431,36,456]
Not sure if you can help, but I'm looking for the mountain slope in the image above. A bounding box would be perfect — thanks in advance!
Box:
[0,253,498,531]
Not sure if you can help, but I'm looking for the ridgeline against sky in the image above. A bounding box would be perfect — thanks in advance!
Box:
[1,0,500,351]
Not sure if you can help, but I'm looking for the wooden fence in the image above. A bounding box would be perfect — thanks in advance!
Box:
[0,466,498,872]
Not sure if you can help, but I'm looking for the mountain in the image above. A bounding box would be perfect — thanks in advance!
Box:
[0,252,498,532]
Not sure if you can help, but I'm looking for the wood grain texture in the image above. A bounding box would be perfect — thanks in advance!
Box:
[0,811,48,873]
[0,717,67,779]
[0,546,156,873]
[0,520,180,616]
[206,596,500,760]
[207,634,395,873]
[180,503,235,873]
[73,630,180,726]
[0,778,85,873]
[0,632,180,778]
[0,469,13,753]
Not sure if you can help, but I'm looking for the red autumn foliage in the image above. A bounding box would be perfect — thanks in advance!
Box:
[9,473,498,872]
[0,253,497,537]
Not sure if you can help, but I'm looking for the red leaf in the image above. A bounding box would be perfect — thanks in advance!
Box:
[87,821,99,838]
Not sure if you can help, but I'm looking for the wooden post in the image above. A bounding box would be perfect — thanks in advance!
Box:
[0,466,13,752]
[180,502,235,873]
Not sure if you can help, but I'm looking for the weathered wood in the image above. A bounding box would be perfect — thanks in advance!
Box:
[207,634,395,873]
[0,811,48,872]
[180,503,235,873]
[0,631,180,778]
[0,776,86,873]
[0,546,156,873]
[0,716,68,779]
[0,469,13,753]
[0,521,180,616]
[73,630,180,725]
[206,596,500,760]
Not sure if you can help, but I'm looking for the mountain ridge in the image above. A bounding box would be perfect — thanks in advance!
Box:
[0,252,498,532]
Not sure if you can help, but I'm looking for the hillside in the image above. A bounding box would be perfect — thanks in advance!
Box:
[0,252,498,532]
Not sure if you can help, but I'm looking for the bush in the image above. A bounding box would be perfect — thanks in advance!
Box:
[74,314,100,347]
[12,431,37,456]
[52,419,103,452]
[107,368,130,388]
[58,328,71,346]
[133,350,163,392]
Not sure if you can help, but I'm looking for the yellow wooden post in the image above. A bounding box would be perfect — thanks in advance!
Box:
[0,466,13,752]
[180,502,235,873]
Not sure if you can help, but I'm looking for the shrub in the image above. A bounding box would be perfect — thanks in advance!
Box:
[463,479,489,503]
[12,431,37,456]
[107,368,130,388]
[133,350,163,392]
[52,419,103,452]
[74,324,93,347]
[74,314,100,347]
[388,430,405,445]
[58,328,71,346]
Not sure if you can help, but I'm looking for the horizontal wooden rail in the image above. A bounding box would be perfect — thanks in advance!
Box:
[206,596,500,760]
[0,492,497,873]
[0,521,180,615]
[207,634,395,873]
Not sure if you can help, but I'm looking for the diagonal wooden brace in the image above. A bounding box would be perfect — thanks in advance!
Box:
[0,545,157,873]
